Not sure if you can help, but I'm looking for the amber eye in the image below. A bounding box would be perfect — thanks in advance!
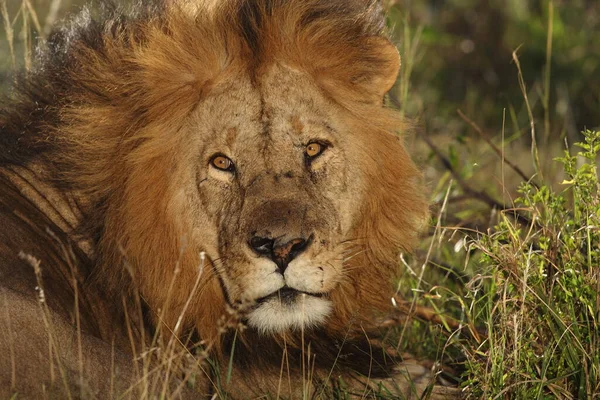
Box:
[210,154,234,172]
[305,142,325,158]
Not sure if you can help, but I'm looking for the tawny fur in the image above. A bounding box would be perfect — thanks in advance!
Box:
[0,0,458,398]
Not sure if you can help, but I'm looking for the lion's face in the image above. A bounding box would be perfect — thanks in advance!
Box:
[55,1,428,342]
[183,65,365,334]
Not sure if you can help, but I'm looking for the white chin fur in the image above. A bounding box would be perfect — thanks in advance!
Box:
[247,295,332,335]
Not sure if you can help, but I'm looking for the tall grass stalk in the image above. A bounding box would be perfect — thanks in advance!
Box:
[1,0,15,71]
[543,1,554,141]
[512,48,543,181]
[20,1,31,71]
[19,252,74,399]
[396,179,452,350]
[398,17,422,120]
[43,0,63,36]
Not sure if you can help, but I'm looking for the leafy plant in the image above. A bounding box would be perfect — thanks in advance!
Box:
[461,129,600,398]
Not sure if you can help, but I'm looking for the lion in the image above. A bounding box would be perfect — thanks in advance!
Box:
[0,0,459,398]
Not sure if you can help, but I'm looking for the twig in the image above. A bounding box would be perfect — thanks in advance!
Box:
[391,301,462,330]
[457,109,539,189]
[426,256,470,285]
[422,135,532,226]
[385,299,486,343]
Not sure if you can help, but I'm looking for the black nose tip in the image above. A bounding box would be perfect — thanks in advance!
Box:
[248,235,311,272]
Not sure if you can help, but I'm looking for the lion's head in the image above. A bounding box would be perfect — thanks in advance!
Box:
[38,0,429,345]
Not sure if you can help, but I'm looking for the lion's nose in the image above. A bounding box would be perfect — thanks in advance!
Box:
[249,235,311,272]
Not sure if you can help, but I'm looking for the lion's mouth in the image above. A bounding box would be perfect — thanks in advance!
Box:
[257,286,324,306]
[247,285,332,334]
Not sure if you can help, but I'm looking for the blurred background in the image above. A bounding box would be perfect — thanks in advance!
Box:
[384,0,600,231]
[2,0,600,395]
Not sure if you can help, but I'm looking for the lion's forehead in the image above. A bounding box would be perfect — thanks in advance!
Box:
[260,64,329,115]
[191,65,339,171]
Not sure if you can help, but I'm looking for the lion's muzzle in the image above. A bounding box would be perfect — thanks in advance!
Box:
[216,172,341,334]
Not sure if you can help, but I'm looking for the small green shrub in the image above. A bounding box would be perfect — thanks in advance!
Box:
[462,129,600,398]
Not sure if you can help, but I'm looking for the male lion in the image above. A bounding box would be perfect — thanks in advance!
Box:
[0,0,458,398]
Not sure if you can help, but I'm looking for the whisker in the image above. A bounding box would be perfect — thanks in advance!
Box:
[338,237,366,245]
[342,249,367,264]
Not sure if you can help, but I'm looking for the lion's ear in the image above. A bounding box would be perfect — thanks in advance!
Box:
[314,36,400,105]
[356,37,400,103]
